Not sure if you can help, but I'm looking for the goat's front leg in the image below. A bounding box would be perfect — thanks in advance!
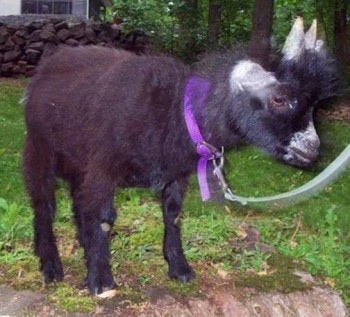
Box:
[73,178,117,295]
[161,178,195,282]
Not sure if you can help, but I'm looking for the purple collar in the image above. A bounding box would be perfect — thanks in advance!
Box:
[184,76,223,201]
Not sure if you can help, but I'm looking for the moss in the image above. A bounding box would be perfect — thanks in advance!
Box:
[164,279,202,298]
[47,283,96,313]
[235,253,311,294]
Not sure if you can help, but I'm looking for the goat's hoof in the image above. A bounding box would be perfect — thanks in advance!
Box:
[86,273,117,295]
[169,265,196,282]
[41,259,64,283]
[90,281,117,296]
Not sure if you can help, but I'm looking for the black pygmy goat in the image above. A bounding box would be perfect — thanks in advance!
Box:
[23,18,338,294]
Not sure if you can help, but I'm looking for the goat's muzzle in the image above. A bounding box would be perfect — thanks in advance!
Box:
[283,121,320,168]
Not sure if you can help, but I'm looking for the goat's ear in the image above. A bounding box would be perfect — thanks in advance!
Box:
[282,16,305,61]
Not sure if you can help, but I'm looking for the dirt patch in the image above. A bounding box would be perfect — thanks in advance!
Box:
[0,284,45,316]
[317,98,350,122]
[0,281,348,317]
[1,264,349,317]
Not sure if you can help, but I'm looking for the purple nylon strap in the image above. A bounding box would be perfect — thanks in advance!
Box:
[184,76,221,201]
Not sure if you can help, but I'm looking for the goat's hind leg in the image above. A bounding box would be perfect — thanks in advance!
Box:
[23,135,63,283]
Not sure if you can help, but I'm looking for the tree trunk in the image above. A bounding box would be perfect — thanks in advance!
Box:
[333,0,348,69]
[207,0,221,48]
[249,0,274,68]
[177,0,199,61]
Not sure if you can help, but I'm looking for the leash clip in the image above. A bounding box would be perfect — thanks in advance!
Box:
[212,152,242,203]
[212,152,228,191]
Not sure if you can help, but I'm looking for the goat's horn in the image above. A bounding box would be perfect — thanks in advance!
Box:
[282,16,305,60]
[305,19,317,50]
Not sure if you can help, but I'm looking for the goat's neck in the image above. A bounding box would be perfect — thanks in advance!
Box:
[192,96,236,149]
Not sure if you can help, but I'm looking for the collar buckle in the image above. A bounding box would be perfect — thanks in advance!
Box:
[196,141,223,160]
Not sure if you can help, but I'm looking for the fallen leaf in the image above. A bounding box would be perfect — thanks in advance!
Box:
[96,289,118,299]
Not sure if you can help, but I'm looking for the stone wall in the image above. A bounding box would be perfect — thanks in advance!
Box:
[0,16,147,77]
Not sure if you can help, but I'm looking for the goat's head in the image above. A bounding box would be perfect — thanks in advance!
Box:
[226,17,339,168]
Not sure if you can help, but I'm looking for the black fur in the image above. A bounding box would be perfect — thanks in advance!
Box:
[23,44,338,294]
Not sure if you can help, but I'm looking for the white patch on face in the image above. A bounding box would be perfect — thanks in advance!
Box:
[284,121,320,164]
[230,60,277,94]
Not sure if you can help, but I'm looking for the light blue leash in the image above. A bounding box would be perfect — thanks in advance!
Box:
[213,144,350,208]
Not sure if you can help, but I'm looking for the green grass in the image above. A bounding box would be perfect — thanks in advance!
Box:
[1,79,350,312]
[0,198,33,250]
[0,79,27,203]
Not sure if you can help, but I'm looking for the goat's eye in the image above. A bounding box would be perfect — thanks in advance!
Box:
[271,95,286,107]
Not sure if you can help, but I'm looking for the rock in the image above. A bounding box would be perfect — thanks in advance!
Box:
[65,38,80,46]
[12,33,26,45]
[0,61,13,76]
[25,48,41,64]
[84,26,99,44]
[3,49,22,62]
[57,28,71,41]
[69,22,86,39]
[27,41,44,51]
[54,20,68,32]
[0,280,347,316]
[27,29,41,43]
[40,29,59,43]
[0,25,9,44]
[0,285,45,316]
[26,21,44,34]
[3,37,15,51]
[12,60,27,74]
[0,16,149,77]
[140,286,348,317]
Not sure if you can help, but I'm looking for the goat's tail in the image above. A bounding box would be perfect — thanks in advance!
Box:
[23,132,56,210]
